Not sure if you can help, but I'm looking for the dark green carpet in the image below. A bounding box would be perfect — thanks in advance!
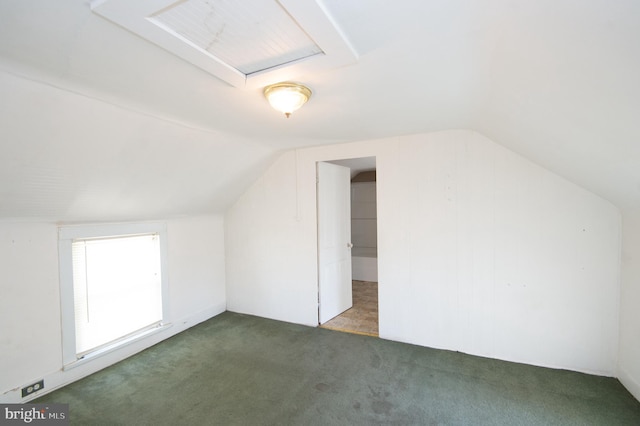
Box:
[37,312,640,425]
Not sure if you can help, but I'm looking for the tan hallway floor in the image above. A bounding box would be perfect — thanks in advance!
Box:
[320,280,378,336]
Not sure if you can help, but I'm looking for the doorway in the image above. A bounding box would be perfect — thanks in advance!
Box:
[317,157,379,336]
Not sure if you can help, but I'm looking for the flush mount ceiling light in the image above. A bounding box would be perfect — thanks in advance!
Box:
[264,82,312,118]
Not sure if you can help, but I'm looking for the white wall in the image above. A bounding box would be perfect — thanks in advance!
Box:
[619,211,640,400]
[225,151,318,325]
[382,132,620,375]
[0,222,61,398]
[0,215,226,402]
[225,130,621,375]
[166,216,226,320]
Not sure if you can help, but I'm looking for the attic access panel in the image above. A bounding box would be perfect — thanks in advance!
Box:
[92,0,357,89]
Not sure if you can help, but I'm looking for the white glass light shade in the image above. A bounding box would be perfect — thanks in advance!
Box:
[264,82,312,117]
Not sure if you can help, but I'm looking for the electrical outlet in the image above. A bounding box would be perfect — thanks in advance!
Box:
[21,379,44,398]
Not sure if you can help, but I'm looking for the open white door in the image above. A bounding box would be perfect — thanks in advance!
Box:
[317,161,353,324]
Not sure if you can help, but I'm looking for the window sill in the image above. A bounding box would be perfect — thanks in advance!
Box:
[63,323,173,371]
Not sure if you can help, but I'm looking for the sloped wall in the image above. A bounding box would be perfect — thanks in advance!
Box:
[225,130,621,375]
[0,70,273,222]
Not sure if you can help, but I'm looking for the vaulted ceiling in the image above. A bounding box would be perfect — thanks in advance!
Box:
[1,0,639,221]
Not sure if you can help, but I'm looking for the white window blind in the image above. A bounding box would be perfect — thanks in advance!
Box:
[71,233,163,356]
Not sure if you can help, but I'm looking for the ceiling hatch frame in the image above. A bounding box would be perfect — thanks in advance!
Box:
[91,0,358,89]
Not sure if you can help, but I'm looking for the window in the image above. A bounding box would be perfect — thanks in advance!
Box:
[59,223,169,366]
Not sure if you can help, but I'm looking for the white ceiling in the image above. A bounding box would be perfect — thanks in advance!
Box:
[0,0,639,221]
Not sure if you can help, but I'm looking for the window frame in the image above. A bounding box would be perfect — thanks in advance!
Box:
[58,222,170,367]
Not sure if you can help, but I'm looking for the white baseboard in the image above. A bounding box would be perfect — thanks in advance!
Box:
[619,366,640,402]
[0,304,225,404]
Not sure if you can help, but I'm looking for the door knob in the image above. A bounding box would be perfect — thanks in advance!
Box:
[347,243,353,248]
